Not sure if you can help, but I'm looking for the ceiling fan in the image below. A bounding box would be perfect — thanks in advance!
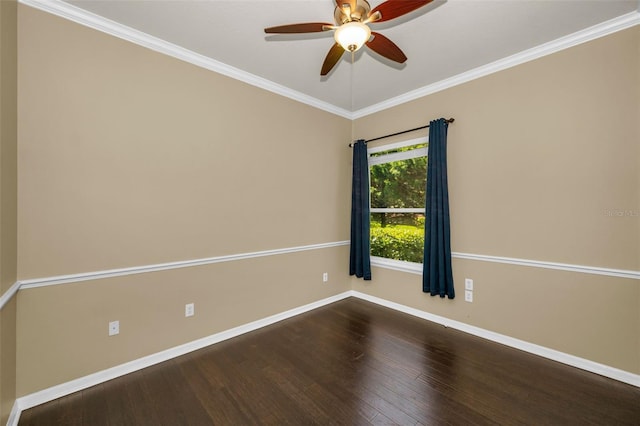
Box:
[264,0,433,76]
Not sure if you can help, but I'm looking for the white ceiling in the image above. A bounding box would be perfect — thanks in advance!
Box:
[31,0,640,117]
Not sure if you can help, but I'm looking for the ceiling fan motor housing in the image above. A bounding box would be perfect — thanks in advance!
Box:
[334,0,371,24]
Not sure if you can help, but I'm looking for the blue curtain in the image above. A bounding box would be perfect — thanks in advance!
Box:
[349,140,371,280]
[423,119,454,298]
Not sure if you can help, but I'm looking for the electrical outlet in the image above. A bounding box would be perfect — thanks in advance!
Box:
[464,290,473,303]
[108,320,119,336]
[465,278,474,291]
[323,272,328,282]
[185,303,195,317]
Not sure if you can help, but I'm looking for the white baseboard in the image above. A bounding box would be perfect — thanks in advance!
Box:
[8,289,639,426]
[350,291,640,388]
[5,402,20,426]
[9,291,352,424]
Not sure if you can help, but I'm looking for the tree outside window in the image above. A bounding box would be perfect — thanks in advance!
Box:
[369,140,427,263]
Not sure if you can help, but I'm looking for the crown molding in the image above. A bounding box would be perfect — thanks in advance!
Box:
[352,10,640,118]
[18,0,353,119]
[17,1,640,121]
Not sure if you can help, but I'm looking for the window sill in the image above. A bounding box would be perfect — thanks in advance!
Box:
[370,256,422,275]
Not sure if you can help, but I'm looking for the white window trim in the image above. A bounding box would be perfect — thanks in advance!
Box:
[369,137,428,270]
[370,256,423,274]
[367,137,428,155]
[368,137,428,167]
[368,147,427,166]
[371,208,424,213]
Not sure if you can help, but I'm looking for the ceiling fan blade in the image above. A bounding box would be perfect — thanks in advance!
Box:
[264,23,333,34]
[369,0,433,23]
[321,43,346,76]
[366,32,407,63]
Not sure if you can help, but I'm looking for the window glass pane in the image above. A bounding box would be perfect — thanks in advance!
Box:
[370,156,427,209]
[371,213,424,263]
[370,142,427,157]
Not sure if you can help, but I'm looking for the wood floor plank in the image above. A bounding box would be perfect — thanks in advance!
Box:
[177,354,253,425]
[140,360,212,426]
[19,297,640,425]
[53,391,84,426]
[262,325,382,424]
[80,384,110,426]
[119,371,163,425]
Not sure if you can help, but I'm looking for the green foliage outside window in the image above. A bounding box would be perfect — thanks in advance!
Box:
[369,144,427,263]
[370,155,426,207]
[370,222,424,263]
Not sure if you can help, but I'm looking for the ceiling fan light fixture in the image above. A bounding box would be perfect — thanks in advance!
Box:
[334,21,371,52]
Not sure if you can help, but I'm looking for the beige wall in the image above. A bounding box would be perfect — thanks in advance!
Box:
[16,6,352,396]
[0,0,18,423]
[354,26,640,374]
[636,22,640,376]
[17,246,350,395]
[17,7,352,280]
[10,2,640,402]
[0,299,16,425]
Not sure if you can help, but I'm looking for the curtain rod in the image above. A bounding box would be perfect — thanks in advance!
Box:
[348,118,455,147]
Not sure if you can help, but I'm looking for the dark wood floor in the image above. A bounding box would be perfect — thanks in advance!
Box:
[20,297,640,425]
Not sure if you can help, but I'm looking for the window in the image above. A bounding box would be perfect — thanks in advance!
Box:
[369,138,427,264]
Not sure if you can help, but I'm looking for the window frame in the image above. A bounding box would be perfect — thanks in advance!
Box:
[368,136,428,272]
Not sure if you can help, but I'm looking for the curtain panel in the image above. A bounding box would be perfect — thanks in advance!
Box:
[349,140,372,280]
[422,118,454,298]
